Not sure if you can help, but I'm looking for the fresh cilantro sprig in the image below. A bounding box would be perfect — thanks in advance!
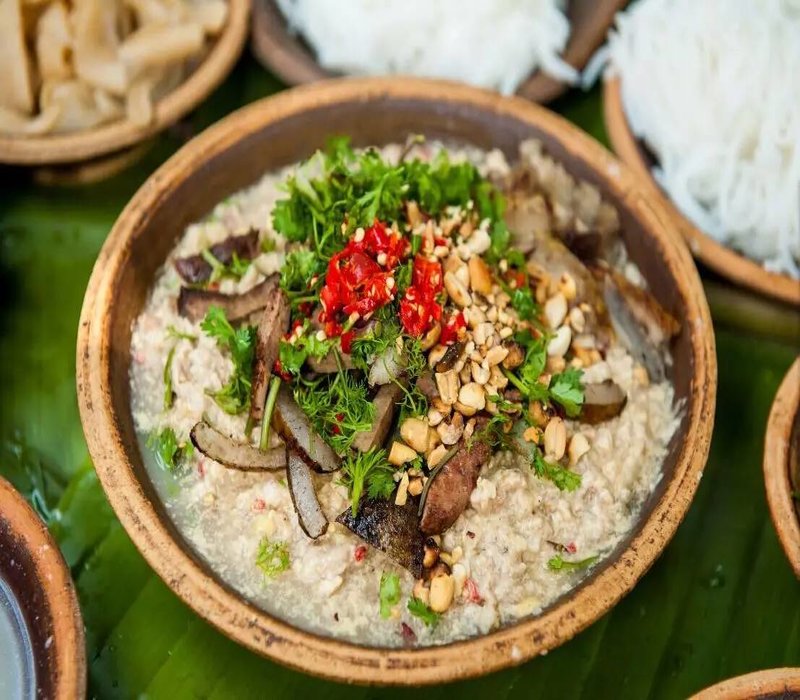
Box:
[407,598,440,627]
[256,537,290,578]
[271,137,505,259]
[379,573,401,619]
[200,249,251,285]
[278,322,336,376]
[200,306,256,414]
[147,427,192,473]
[547,554,598,572]
[548,368,585,418]
[531,445,581,492]
[338,448,395,516]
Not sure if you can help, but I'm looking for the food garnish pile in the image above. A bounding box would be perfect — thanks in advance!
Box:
[156,138,679,624]
[0,0,228,136]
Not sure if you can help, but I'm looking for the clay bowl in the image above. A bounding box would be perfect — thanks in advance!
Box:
[692,668,800,699]
[764,358,800,577]
[0,477,86,699]
[0,0,250,167]
[604,78,800,307]
[77,77,716,685]
[251,0,627,103]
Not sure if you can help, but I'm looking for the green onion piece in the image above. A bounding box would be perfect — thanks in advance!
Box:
[259,376,282,450]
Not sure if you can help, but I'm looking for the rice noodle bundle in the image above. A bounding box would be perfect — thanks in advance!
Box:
[275,0,577,95]
[604,0,800,278]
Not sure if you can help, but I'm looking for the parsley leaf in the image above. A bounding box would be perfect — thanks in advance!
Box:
[407,598,440,627]
[547,554,599,572]
[531,446,581,492]
[379,573,401,619]
[507,284,538,322]
[548,368,585,418]
[147,427,192,473]
[256,537,290,578]
[338,448,395,515]
[280,248,325,298]
[278,323,336,376]
[201,306,256,414]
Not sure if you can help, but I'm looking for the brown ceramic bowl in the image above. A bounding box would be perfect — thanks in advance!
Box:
[764,358,800,577]
[77,77,716,685]
[0,478,86,699]
[0,0,250,167]
[252,0,627,103]
[692,668,800,699]
[604,78,800,307]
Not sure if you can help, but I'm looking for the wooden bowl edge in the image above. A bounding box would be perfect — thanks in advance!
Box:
[691,667,800,699]
[764,359,800,578]
[76,77,717,685]
[0,478,86,700]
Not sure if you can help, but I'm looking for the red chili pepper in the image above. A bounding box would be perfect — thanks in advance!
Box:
[272,359,291,382]
[399,255,444,336]
[400,622,417,645]
[566,542,577,554]
[252,498,266,512]
[440,311,466,345]
[340,330,355,354]
[354,545,367,562]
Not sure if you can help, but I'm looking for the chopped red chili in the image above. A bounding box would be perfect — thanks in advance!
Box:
[399,255,444,336]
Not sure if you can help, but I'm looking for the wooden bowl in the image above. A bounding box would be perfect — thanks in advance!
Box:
[252,0,627,103]
[0,0,250,167]
[692,668,800,699]
[604,78,800,307]
[764,359,800,577]
[77,77,716,685]
[0,477,86,699]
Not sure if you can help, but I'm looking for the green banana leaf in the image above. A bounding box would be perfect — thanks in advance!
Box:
[1,56,799,698]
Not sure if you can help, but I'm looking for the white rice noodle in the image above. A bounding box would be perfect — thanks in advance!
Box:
[275,0,578,95]
[601,0,800,278]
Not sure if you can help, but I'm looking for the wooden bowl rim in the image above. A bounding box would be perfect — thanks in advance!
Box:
[691,668,800,699]
[764,358,800,577]
[251,0,628,104]
[77,76,716,685]
[0,0,250,166]
[0,477,86,700]
[603,77,800,307]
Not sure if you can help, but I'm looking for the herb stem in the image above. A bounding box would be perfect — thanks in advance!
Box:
[503,367,527,394]
[259,376,282,450]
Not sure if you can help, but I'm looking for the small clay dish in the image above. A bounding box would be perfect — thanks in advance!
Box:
[764,358,800,577]
[604,77,800,307]
[692,668,800,699]
[0,0,250,167]
[252,0,627,103]
[0,477,86,699]
[77,77,716,685]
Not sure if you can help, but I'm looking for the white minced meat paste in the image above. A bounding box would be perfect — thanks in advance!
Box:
[130,143,679,647]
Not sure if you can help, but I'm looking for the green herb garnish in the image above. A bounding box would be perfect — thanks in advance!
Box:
[163,346,176,410]
[256,537,290,578]
[547,554,599,572]
[294,366,375,453]
[407,598,440,627]
[166,325,197,341]
[278,323,336,376]
[379,573,401,619]
[338,448,395,516]
[531,446,581,492]
[200,306,256,415]
[548,368,585,418]
[200,249,251,285]
[147,427,192,473]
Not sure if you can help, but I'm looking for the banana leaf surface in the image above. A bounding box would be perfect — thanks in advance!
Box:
[1,56,799,699]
